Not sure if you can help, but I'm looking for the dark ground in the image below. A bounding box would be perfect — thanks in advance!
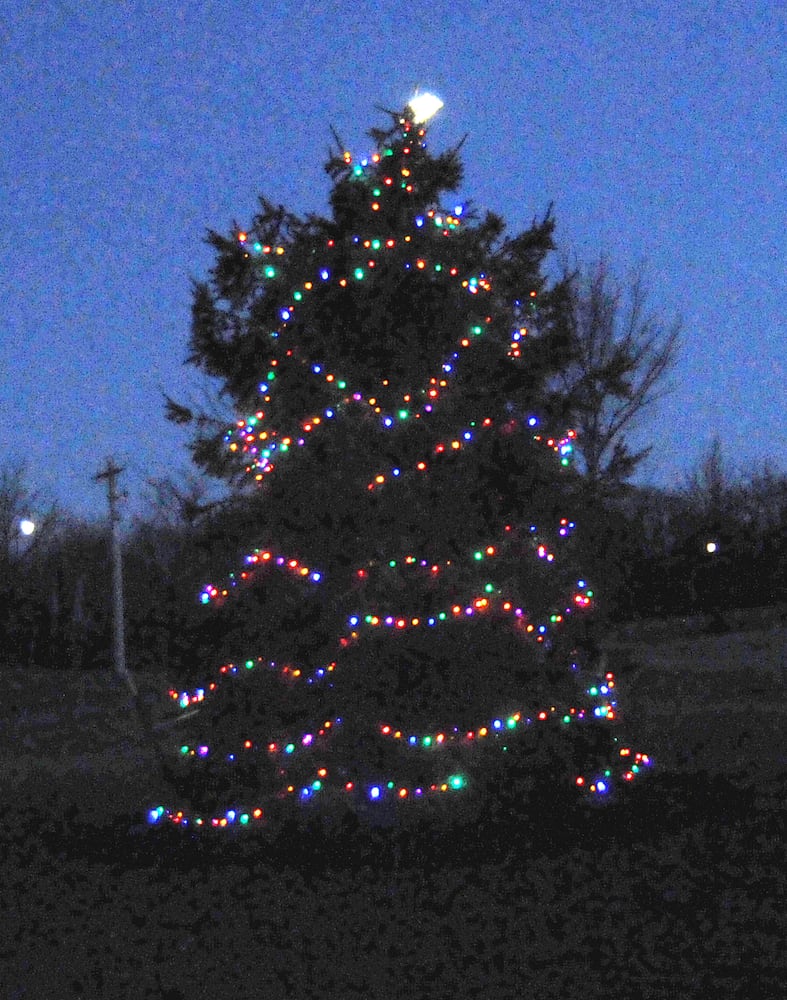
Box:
[1,771,784,999]
[1,619,784,999]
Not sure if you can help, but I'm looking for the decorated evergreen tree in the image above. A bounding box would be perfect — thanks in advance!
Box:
[151,97,650,830]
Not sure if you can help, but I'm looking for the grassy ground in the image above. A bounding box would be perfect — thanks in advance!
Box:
[608,613,785,775]
[1,617,784,998]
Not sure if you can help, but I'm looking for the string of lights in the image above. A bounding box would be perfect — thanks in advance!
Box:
[173,519,590,711]
[150,101,651,830]
[227,237,496,483]
[199,517,577,606]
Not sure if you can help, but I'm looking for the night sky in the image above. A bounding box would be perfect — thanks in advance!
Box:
[2,1,784,520]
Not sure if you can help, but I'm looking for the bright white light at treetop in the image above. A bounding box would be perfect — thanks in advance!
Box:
[408,92,444,123]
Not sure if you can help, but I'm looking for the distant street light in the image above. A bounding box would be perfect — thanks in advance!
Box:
[10,516,37,560]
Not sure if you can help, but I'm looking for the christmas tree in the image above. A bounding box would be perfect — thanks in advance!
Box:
[150,97,650,830]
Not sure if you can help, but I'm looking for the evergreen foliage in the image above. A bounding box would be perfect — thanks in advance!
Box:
[155,103,637,825]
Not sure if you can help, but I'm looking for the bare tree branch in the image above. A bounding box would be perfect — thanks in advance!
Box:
[558,260,682,485]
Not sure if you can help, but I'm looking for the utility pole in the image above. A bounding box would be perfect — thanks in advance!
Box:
[95,458,137,699]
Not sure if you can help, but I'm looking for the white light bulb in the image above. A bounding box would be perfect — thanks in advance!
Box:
[19,519,35,536]
[408,92,444,124]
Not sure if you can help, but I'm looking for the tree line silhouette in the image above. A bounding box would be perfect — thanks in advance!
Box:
[1,450,783,679]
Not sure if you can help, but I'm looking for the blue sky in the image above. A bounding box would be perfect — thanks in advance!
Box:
[2,0,784,519]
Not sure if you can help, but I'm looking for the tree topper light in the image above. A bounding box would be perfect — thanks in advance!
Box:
[408,92,444,124]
